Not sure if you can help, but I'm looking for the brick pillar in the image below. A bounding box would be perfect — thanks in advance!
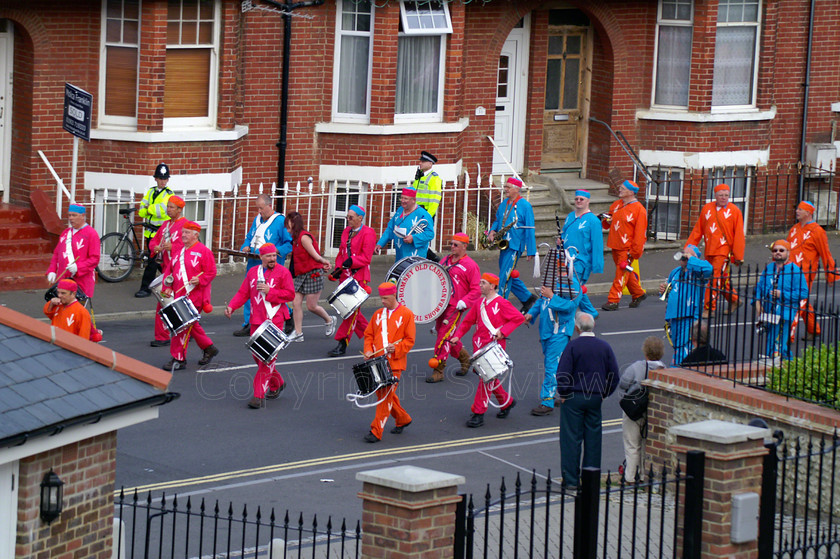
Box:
[670,419,769,559]
[356,465,465,559]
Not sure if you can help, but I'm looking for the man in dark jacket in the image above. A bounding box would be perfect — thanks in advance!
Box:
[556,312,619,489]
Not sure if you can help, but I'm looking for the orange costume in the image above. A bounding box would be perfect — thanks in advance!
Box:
[686,200,745,310]
[44,300,92,339]
[363,303,416,440]
[787,215,837,335]
[602,198,647,303]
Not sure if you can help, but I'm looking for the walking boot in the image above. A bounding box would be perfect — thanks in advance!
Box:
[456,348,471,376]
[466,413,484,428]
[425,362,446,383]
[328,340,347,357]
[198,345,219,366]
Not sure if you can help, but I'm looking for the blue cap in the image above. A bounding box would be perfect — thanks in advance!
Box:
[68,204,86,214]
[348,204,365,217]
[622,180,639,193]
[574,190,591,199]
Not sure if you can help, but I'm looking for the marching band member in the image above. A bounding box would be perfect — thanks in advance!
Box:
[426,232,481,383]
[161,221,219,371]
[786,200,838,340]
[752,240,808,360]
[561,189,603,318]
[148,196,187,347]
[375,188,434,261]
[523,250,581,417]
[327,205,376,357]
[234,194,293,337]
[600,180,648,311]
[659,245,713,366]
[44,279,92,339]
[362,281,415,443]
[225,243,295,409]
[450,273,524,428]
[46,204,100,299]
[685,183,745,314]
[487,177,537,311]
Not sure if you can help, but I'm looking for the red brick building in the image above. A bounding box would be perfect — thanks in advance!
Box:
[0,0,837,266]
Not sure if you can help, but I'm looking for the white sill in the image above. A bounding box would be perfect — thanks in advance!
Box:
[90,125,249,143]
[636,106,776,123]
[315,117,469,135]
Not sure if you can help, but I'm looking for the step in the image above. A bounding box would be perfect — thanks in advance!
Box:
[0,238,55,257]
[0,203,34,224]
[0,271,51,293]
[0,223,47,241]
[0,254,54,273]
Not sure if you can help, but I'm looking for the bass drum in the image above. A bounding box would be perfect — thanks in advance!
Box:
[386,256,451,324]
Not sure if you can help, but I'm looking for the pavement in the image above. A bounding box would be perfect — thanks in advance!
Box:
[2,231,835,323]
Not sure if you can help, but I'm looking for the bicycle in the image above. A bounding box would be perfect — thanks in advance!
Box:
[97,208,155,282]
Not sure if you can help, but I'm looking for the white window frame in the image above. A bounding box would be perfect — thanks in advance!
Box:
[331,0,374,123]
[711,0,761,112]
[163,0,221,130]
[326,179,366,257]
[648,168,684,240]
[651,0,693,109]
[394,0,450,124]
[98,0,141,129]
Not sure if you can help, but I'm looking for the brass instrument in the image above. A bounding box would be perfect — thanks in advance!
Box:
[479,221,514,250]
[659,282,673,302]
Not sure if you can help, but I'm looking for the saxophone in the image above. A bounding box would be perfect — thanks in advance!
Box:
[479,221,514,250]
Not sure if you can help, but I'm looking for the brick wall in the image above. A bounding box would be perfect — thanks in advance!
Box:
[15,432,117,558]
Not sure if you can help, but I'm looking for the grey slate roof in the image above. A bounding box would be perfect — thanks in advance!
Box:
[0,323,164,444]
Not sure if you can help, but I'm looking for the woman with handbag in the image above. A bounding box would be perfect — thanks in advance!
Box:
[618,336,665,484]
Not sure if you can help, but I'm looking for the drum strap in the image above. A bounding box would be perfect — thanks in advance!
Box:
[479,297,500,337]
[377,308,391,350]
[63,229,74,263]
[257,266,280,319]
[175,247,193,295]
[251,213,279,250]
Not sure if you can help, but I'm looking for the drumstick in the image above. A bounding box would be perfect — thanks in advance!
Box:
[362,338,404,358]
[174,272,204,295]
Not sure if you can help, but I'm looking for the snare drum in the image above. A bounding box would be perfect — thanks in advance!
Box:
[352,356,396,395]
[247,320,290,364]
[470,342,513,383]
[159,296,200,335]
[328,277,369,319]
[386,256,452,324]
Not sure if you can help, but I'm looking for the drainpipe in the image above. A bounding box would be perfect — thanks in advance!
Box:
[260,0,325,213]
[797,0,816,200]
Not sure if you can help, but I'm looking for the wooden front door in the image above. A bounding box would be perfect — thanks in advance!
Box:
[541,28,588,170]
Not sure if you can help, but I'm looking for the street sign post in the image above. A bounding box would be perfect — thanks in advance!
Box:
[62,83,92,206]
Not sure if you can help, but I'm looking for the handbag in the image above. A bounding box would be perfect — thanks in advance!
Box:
[619,362,649,422]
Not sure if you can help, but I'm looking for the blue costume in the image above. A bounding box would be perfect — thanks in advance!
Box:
[525,275,581,411]
[752,261,808,359]
[377,206,435,260]
[239,212,293,327]
[562,210,604,318]
[664,252,713,365]
[491,196,536,303]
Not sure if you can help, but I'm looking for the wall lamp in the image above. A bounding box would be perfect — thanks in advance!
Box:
[40,469,64,524]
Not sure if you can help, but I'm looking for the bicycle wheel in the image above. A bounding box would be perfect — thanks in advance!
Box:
[97,232,137,282]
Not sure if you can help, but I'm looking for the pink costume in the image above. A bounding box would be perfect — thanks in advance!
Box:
[165,241,217,361]
[149,217,186,341]
[332,224,377,343]
[434,253,481,361]
[454,294,525,414]
[48,224,100,298]
[229,264,294,398]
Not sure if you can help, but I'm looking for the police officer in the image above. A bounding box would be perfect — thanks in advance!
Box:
[135,162,174,298]
[413,151,442,262]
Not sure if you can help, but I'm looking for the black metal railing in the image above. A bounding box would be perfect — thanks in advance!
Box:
[675,265,840,411]
[455,455,703,559]
[114,488,361,558]
[758,431,840,559]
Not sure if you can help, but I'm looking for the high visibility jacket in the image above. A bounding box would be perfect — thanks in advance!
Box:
[412,171,442,218]
[138,186,173,238]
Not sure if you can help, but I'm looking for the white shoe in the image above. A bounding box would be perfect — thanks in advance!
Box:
[325,316,337,337]
[290,332,305,343]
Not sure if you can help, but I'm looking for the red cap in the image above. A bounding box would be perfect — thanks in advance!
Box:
[714,183,730,193]
[451,232,470,244]
[506,177,523,188]
[378,281,397,296]
[169,195,186,208]
[57,279,77,291]
[259,243,277,255]
[183,221,201,232]
[481,273,499,286]
[401,188,417,198]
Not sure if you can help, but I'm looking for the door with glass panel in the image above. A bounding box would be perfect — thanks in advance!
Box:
[542,28,588,169]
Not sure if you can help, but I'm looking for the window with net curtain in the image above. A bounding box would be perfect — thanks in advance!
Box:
[395,0,452,118]
[654,0,693,107]
[712,0,759,107]
[336,0,373,117]
[103,0,140,122]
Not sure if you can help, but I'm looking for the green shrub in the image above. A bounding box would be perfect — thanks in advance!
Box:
[768,342,840,409]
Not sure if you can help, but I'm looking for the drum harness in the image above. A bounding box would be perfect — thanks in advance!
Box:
[476,296,514,409]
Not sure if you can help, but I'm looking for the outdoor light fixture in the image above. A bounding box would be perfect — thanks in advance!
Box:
[39,469,64,524]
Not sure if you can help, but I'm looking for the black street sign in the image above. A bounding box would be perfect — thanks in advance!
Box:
[63,83,92,142]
